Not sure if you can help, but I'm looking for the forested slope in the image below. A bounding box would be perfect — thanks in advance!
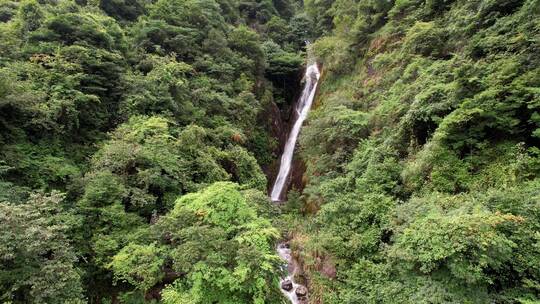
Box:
[1,0,540,303]
[290,0,540,303]
[0,0,312,302]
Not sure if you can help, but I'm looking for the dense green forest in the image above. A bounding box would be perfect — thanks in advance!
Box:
[0,0,539,303]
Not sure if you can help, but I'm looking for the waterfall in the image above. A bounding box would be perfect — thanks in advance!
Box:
[270,62,320,201]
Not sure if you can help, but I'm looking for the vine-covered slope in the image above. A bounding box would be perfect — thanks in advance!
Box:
[291,0,540,303]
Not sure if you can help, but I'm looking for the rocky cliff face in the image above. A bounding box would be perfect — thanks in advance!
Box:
[263,68,305,196]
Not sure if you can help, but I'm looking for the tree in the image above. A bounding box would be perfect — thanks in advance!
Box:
[109,243,165,291]
[17,0,43,36]
[0,192,85,304]
[228,25,265,75]
[105,183,282,302]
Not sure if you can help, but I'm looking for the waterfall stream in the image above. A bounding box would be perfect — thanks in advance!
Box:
[272,60,320,304]
[270,63,320,202]
[277,242,305,304]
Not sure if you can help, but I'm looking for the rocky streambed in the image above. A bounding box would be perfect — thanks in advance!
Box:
[277,242,308,304]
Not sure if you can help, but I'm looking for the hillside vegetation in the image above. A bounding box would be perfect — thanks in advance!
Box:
[0,0,539,303]
[0,0,309,302]
[292,0,540,303]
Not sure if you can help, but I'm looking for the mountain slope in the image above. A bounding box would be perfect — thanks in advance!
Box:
[291,0,540,302]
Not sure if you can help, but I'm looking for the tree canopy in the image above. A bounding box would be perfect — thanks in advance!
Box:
[1,0,539,303]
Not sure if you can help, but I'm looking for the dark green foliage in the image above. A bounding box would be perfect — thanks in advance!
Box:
[402,21,447,57]
[32,12,125,50]
[99,0,148,21]
[18,0,44,34]
[82,115,266,219]
[228,25,265,74]
[297,0,540,302]
[0,0,307,302]
[0,1,18,23]
[263,40,303,79]
[2,0,537,302]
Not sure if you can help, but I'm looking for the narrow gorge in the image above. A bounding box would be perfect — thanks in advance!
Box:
[271,59,320,303]
[1,0,539,303]
[271,61,320,202]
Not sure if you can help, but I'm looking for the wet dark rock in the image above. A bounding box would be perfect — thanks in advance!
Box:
[295,285,308,298]
[281,279,293,291]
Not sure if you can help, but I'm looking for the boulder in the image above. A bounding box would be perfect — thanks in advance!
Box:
[295,285,308,298]
[322,259,337,279]
[281,279,293,291]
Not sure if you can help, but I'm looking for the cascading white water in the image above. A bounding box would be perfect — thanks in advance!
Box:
[277,242,305,304]
[270,62,320,201]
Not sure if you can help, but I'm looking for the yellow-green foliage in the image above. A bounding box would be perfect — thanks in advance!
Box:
[119,182,283,303]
